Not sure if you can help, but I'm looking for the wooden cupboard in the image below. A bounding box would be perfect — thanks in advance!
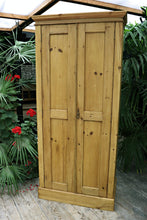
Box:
[33,11,127,211]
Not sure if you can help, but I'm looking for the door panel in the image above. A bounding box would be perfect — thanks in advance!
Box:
[85,32,104,112]
[83,121,101,188]
[50,34,68,110]
[42,24,77,192]
[77,23,115,197]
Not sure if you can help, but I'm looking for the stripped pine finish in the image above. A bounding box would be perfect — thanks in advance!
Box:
[33,12,126,211]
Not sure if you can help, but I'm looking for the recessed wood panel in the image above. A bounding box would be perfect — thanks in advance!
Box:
[51,119,67,184]
[50,34,68,110]
[85,32,104,112]
[83,121,101,188]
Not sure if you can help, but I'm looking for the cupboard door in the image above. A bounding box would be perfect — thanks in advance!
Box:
[42,24,77,192]
[77,23,115,197]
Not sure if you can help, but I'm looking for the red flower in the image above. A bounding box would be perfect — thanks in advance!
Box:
[5,74,14,81]
[26,108,36,117]
[11,126,21,135]
[14,74,20,79]
[25,160,32,166]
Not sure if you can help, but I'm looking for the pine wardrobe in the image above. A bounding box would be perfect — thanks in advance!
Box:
[33,11,127,211]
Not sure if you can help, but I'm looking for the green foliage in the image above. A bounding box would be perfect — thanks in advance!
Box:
[0,143,9,166]
[0,110,17,143]
[118,17,147,172]
[0,165,25,194]
[9,124,38,165]
[0,32,38,194]
[0,75,21,109]
[0,31,35,75]
[118,130,147,172]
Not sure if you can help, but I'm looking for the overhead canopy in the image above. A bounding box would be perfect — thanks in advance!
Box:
[0,0,146,32]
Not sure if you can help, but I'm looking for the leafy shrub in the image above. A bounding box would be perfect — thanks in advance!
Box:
[0,32,37,194]
[118,13,147,172]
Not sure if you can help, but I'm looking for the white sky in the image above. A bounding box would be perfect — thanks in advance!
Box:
[0,0,146,29]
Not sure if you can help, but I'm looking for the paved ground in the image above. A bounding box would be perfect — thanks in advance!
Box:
[0,169,147,220]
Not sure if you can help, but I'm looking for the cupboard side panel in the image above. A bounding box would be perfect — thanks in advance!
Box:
[107,22,124,199]
[35,26,44,188]
[42,25,52,188]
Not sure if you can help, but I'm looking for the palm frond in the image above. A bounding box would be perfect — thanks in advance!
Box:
[0,165,25,194]
[0,75,20,109]
[119,18,147,171]
[9,135,38,165]
[0,144,9,166]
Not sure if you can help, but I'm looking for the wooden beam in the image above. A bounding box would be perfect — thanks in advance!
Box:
[65,0,143,16]
[29,0,59,17]
[22,28,35,33]
[0,27,12,32]
[0,12,28,20]
[11,0,59,31]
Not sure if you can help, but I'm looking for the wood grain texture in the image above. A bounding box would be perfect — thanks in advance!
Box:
[83,121,101,189]
[77,23,85,194]
[23,28,35,33]
[107,22,124,199]
[66,24,77,193]
[51,109,68,119]
[35,25,44,188]
[82,186,99,196]
[34,17,125,26]
[83,111,103,121]
[77,22,105,197]
[39,24,77,193]
[52,182,68,191]
[33,11,127,22]
[35,13,125,211]
[51,119,68,186]
[38,187,114,210]
[50,33,68,110]
[98,23,115,197]
[29,0,59,17]
[42,25,52,189]
[0,12,28,20]
[0,28,12,31]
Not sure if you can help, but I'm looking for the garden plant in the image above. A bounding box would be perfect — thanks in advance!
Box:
[118,7,147,172]
[0,31,38,194]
